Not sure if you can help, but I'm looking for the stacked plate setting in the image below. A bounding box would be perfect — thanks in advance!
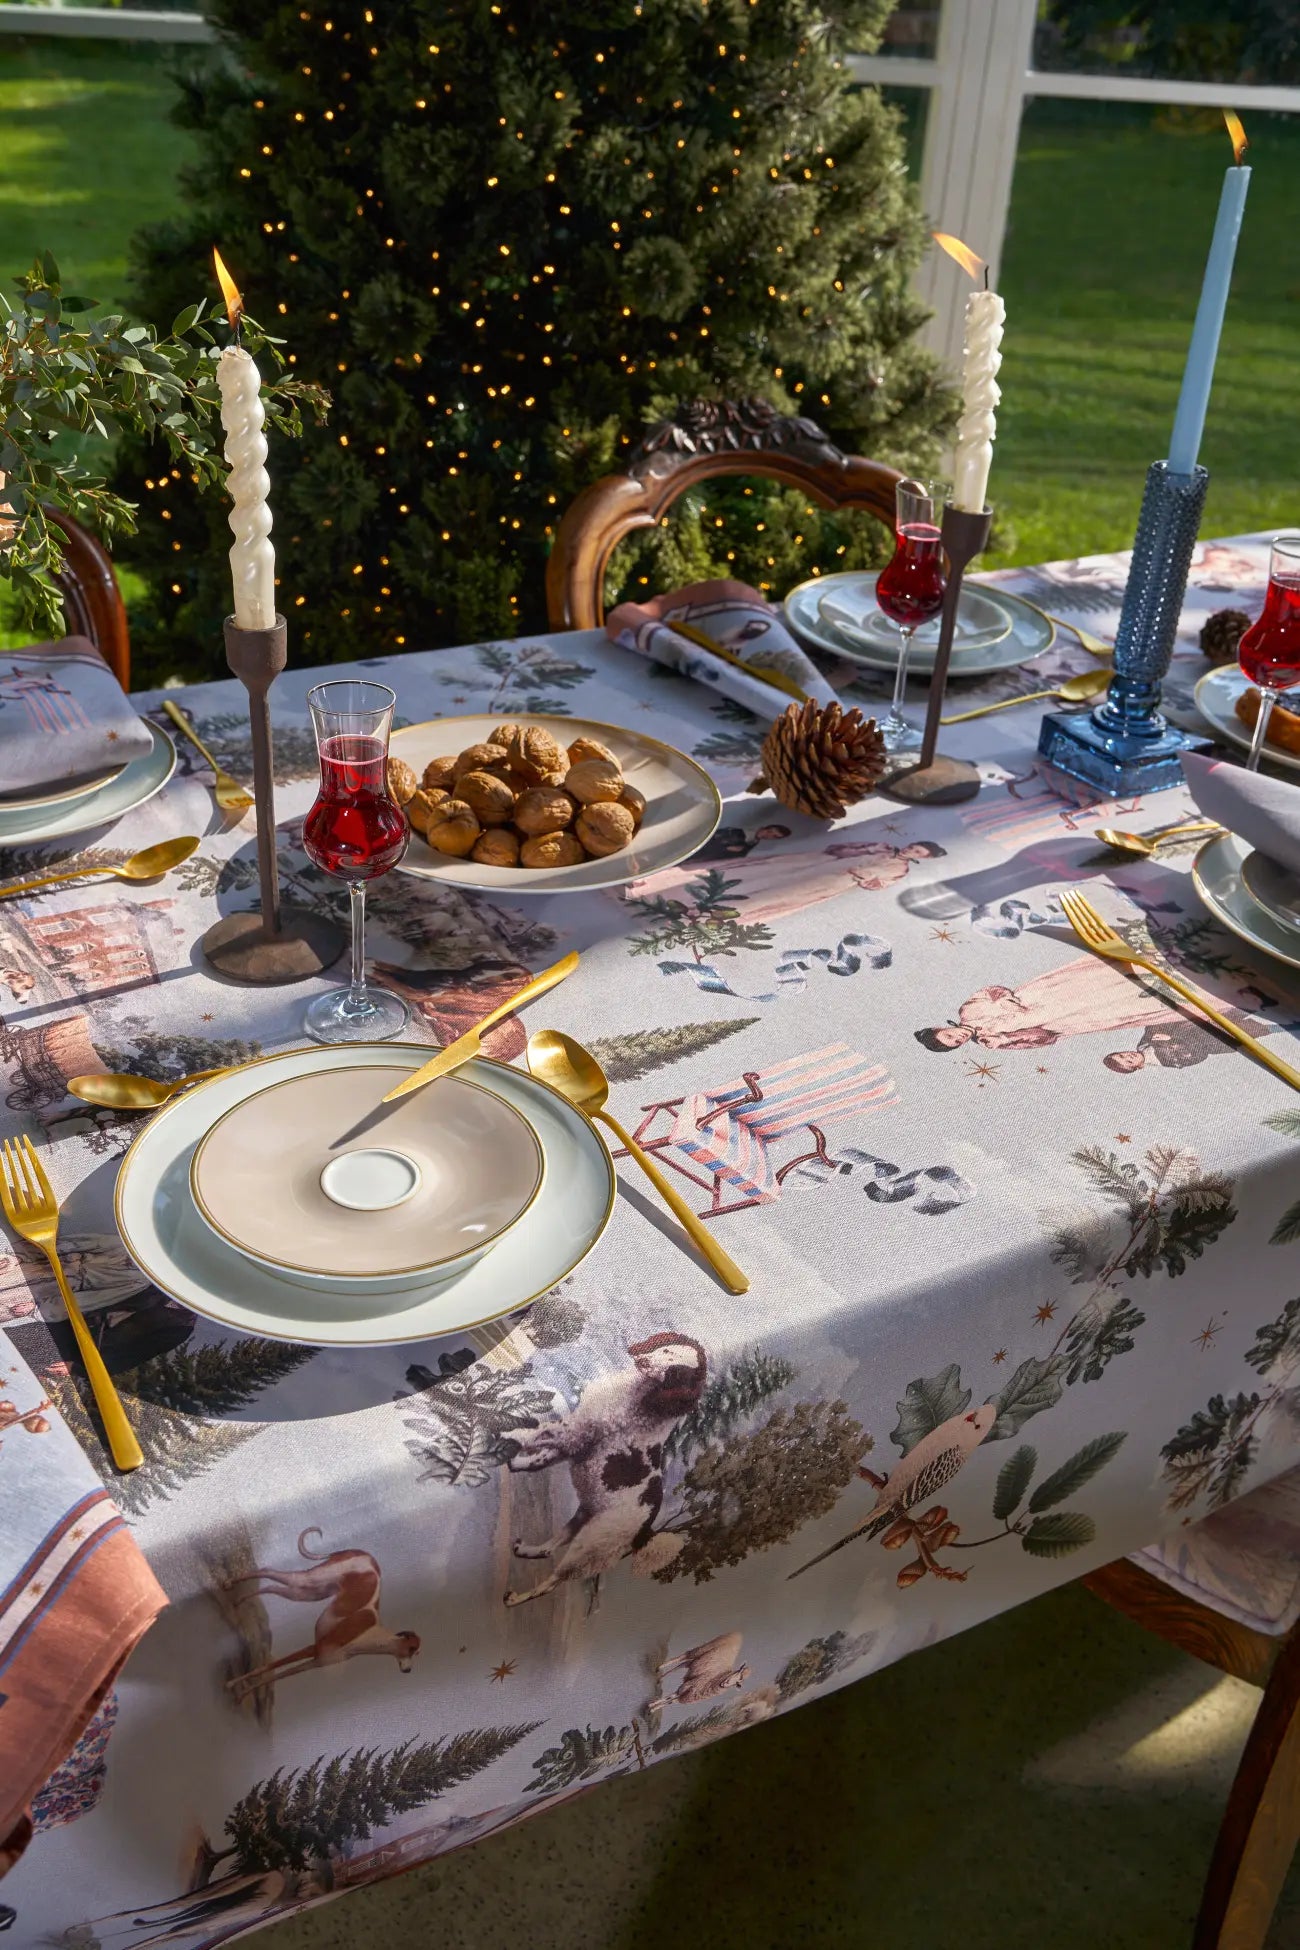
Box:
[1194,832,1300,973]
[783,570,1056,678]
[115,1044,615,1346]
[0,723,176,848]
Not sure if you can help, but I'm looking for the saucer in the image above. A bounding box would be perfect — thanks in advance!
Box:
[784,573,1054,677]
[1193,832,1300,974]
[190,1065,545,1292]
[0,763,125,813]
[0,722,175,848]
[1240,849,1300,934]
[114,1044,615,1347]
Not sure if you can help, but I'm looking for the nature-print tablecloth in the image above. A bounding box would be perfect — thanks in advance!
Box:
[2,534,1300,1947]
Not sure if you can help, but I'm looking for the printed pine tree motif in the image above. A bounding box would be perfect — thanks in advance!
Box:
[654,1399,872,1584]
[663,1347,797,1466]
[627,867,775,964]
[525,1284,588,1350]
[95,1019,264,1083]
[399,1362,556,1488]
[587,1018,759,1083]
[1116,909,1287,998]
[442,642,594,715]
[172,712,321,786]
[526,1724,639,1796]
[775,1629,876,1703]
[1160,1293,1300,1511]
[1263,1111,1300,1245]
[51,1336,315,1518]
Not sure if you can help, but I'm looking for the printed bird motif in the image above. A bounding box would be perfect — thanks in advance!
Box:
[788,1402,997,1578]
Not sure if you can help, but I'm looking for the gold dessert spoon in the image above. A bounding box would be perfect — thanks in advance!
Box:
[941,668,1109,724]
[1094,819,1223,858]
[67,1066,231,1111]
[0,835,200,901]
[1042,613,1113,659]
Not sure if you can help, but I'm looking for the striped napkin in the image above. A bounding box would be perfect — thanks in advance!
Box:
[0,639,153,796]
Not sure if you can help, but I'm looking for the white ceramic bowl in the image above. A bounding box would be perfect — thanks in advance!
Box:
[189,1063,544,1296]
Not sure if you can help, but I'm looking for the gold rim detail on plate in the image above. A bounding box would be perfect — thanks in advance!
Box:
[0,722,177,847]
[188,1065,546,1279]
[1192,833,1300,975]
[112,1044,617,1346]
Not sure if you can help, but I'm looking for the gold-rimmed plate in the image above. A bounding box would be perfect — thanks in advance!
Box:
[1193,666,1300,777]
[0,722,175,847]
[1193,831,1300,973]
[784,572,1055,676]
[390,713,722,894]
[0,763,125,813]
[114,1043,615,1348]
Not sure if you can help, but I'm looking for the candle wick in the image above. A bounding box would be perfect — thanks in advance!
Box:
[983,266,990,292]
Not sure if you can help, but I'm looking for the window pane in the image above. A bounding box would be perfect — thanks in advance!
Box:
[878,1,942,62]
[1034,5,1300,86]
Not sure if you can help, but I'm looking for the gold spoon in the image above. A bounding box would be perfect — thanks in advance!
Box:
[1043,613,1113,659]
[526,1028,749,1294]
[0,835,200,901]
[67,1066,231,1111]
[941,668,1110,724]
[1094,819,1223,858]
[161,699,254,813]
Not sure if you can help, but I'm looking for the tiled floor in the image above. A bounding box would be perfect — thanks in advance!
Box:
[260,1583,1299,1950]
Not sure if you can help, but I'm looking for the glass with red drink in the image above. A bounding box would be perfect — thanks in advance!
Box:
[874,479,946,752]
[301,679,410,1043]
[1238,532,1300,772]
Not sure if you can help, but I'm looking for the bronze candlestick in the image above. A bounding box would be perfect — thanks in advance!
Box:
[200,614,345,985]
[881,503,991,806]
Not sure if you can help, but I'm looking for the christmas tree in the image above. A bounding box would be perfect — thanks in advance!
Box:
[116,0,953,684]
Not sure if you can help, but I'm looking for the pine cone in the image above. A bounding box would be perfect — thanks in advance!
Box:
[1200,607,1250,665]
[747,699,886,819]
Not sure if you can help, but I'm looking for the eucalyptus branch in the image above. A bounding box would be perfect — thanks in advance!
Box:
[0,253,330,637]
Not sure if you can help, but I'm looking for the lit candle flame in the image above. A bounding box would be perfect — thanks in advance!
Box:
[212,249,244,335]
[932,232,986,283]
[1223,109,1248,165]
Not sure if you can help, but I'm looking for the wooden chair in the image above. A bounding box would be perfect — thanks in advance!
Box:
[1084,1466,1300,1949]
[545,397,903,631]
[46,508,131,690]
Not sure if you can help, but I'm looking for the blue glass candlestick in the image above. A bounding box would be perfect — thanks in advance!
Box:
[1038,460,1213,792]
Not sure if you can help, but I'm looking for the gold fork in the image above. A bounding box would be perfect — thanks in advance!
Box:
[1059,889,1300,1094]
[161,699,254,814]
[0,1136,142,1470]
[1042,613,1113,659]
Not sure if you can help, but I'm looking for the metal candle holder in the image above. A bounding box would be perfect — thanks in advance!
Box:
[1038,459,1212,793]
[881,502,990,806]
[200,614,345,986]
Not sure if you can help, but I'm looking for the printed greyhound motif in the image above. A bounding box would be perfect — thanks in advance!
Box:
[224,1529,420,1696]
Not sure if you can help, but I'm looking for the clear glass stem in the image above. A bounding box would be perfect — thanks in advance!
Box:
[349,880,367,996]
[889,627,914,720]
[1246,688,1277,773]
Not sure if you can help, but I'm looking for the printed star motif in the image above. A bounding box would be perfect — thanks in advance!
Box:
[1034,1302,1058,1326]
[928,926,958,945]
[882,820,904,834]
[1115,1133,1132,1144]
[106,729,119,743]
[450,694,468,705]
[992,1348,1008,1364]
[1193,1316,1223,1352]
[489,1659,517,1683]
[201,1013,214,1023]
[963,1058,1001,1086]
[1036,1065,1049,1074]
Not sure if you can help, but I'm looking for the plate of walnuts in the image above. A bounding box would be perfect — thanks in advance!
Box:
[386,714,723,893]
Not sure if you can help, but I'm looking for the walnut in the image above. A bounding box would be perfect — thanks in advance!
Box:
[520,831,586,869]
[576,801,635,856]
[507,725,568,787]
[424,799,481,857]
[567,735,618,768]
[513,785,575,836]
[453,742,510,782]
[565,757,624,805]
[421,754,459,793]
[456,768,517,826]
[406,787,449,833]
[618,782,647,829]
[472,827,521,868]
[490,722,523,751]
[387,757,419,805]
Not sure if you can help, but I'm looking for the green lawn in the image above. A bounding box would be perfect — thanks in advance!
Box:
[0,44,1296,644]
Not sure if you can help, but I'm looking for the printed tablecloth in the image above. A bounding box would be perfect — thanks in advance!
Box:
[2,534,1299,1947]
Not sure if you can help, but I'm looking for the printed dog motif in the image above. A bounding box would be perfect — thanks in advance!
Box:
[650,1632,750,1711]
[224,1529,420,1696]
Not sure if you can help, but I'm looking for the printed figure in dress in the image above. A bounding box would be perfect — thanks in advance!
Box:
[1103,1010,1279,1073]
[916,957,1197,1054]
[625,835,946,927]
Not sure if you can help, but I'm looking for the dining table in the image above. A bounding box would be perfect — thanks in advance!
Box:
[2,530,1299,1948]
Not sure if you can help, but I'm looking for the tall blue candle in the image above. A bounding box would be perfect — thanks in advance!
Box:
[1167,112,1251,479]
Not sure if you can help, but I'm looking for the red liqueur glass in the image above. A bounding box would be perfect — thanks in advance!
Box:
[875,478,946,752]
[302,679,409,1043]
[1238,532,1300,772]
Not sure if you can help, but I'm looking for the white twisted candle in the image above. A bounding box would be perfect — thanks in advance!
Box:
[217,345,276,631]
[952,290,1005,515]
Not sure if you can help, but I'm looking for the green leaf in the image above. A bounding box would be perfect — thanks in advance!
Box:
[1271,1200,1300,1246]
[1021,1512,1096,1557]
[992,1445,1036,1521]
[171,302,202,337]
[60,294,93,312]
[41,249,59,286]
[1027,1432,1126,1512]
[890,1364,970,1457]
[988,1355,1063,1441]
[1264,1111,1300,1137]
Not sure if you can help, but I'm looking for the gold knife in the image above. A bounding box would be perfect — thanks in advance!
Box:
[671,621,808,701]
[380,952,580,1102]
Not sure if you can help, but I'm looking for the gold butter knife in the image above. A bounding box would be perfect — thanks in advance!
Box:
[671,621,808,701]
[381,951,580,1102]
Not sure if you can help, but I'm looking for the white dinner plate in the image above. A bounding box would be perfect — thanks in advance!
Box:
[1193,666,1300,777]
[784,572,1055,677]
[114,1043,615,1346]
[819,578,1011,655]
[0,722,175,848]
[1192,832,1300,973]
[390,713,722,894]
[0,763,125,813]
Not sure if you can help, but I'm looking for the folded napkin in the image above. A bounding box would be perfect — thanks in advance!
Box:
[1183,751,1300,879]
[607,579,839,722]
[0,639,153,796]
[0,1335,166,1873]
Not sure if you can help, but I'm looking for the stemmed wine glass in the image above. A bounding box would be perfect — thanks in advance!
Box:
[874,478,946,752]
[301,680,410,1044]
[1238,531,1300,773]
